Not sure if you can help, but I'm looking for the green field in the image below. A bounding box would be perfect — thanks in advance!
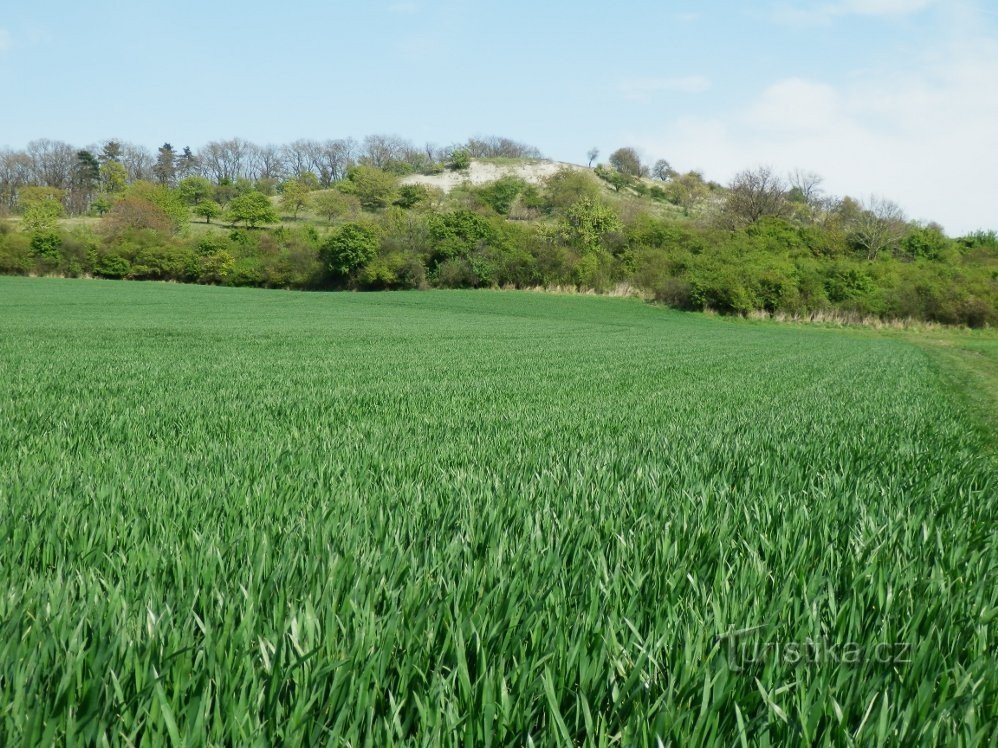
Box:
[0,277,994,745]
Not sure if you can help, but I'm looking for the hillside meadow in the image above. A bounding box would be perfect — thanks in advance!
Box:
[0,277,995,744]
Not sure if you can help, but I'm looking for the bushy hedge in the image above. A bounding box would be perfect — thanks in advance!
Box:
[1,189,995,327]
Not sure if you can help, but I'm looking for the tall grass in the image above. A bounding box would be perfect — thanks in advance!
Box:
[0,278,994,745]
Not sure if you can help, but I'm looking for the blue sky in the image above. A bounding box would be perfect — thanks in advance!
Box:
[1,0,995,233]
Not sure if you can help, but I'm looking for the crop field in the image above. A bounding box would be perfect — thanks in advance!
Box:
[0,277,994,745]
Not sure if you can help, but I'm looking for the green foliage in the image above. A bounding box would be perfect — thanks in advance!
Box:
[564,198,622,252]
[311,190,360,222]
[0,279,994,744]
[358,252,426,289]
[339,165,398,210]
[448,149,471,171]
[320,222,381,277]
[393,184,430,210]
[193,199,222,224]
[178,176,214,205]
[957,229,998,249]
[428,210,501,264]
[901,224,951,260]
[608,146,647,177]
[594,164,633,193]
[226,191,279,228]
[125,181,189,230]
[94,253,131,278]
[279,178,313,218]
[99,160,128,194]
[476,176,529,215]
[542,168,601,212]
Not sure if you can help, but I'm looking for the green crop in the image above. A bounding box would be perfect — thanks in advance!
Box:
[0,277,994,745]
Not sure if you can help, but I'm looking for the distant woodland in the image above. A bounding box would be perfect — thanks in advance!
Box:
[1,135,995,326]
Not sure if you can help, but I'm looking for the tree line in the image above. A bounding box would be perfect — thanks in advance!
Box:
[0,134,995,327]
[0,135,540,215]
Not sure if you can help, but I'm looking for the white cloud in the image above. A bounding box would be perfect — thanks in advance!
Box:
[636,40,998,234]
[618,75,711,101]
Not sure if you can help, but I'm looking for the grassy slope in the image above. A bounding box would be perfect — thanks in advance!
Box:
[0,277,994,745]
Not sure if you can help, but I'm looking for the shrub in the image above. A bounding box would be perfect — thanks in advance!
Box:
[320,223,381,278]
[476,177,529,216]
[95,254,131,279]
[448,150,471,171]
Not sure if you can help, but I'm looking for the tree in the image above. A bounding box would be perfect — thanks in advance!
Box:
[100,140,122,165]
[26,139,76,188]
[225,191,278,227]
[564,198,621,252]
[464,136,541,159]
[311,190,359,222]
[320,223,380,277]
[849,196,907,260]
[594,164,632,192]
[279,178,312,219]
[178,175,213,205]
[100,160,128,194]
[587,147,599,168]
[20,187,65,248]
[787,169,824,208]
[101,196,174,237]
[153,143,177,186]
[448,149,471,171]
[199,138,253,183]
[543,168,600,212]
[126,181,188,228]
[394,184,431,210]
[722,167,789,227]
[652,159,676,181]
[338,165,398,210]
[193,199,222,224]
[608,147,647,178]
[361,134,414,173]
[69,150,101,214]
[665,171,710,215]
[476,177,529,216]
[20,188,64,260]
[176,147,199,179]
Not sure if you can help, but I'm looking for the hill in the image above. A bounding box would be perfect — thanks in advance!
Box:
[1,139,996,327]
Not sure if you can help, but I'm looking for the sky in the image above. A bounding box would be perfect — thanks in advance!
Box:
[1,0,995,234]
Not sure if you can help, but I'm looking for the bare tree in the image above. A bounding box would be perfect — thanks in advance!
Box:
[849,196,907,260]
[788,168,825,208]
[316,138,357,186]
[26,139,76,189]
[282,139,321,179]
[0,149,33,210]
[361,134,412,171]
[119,142,154,182]
[722,166,789,226]
[199,138,254,183]
[465,135,541,159]
[587,147,599,168]
[253,144,288,181]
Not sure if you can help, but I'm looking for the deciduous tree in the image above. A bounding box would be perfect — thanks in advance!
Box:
[225,190,278,227]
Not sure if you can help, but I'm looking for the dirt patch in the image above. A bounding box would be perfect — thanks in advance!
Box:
[401,159,587,193]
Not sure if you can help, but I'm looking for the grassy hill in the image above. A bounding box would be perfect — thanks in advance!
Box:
[1,277,994,744]
[2,157,996,327]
